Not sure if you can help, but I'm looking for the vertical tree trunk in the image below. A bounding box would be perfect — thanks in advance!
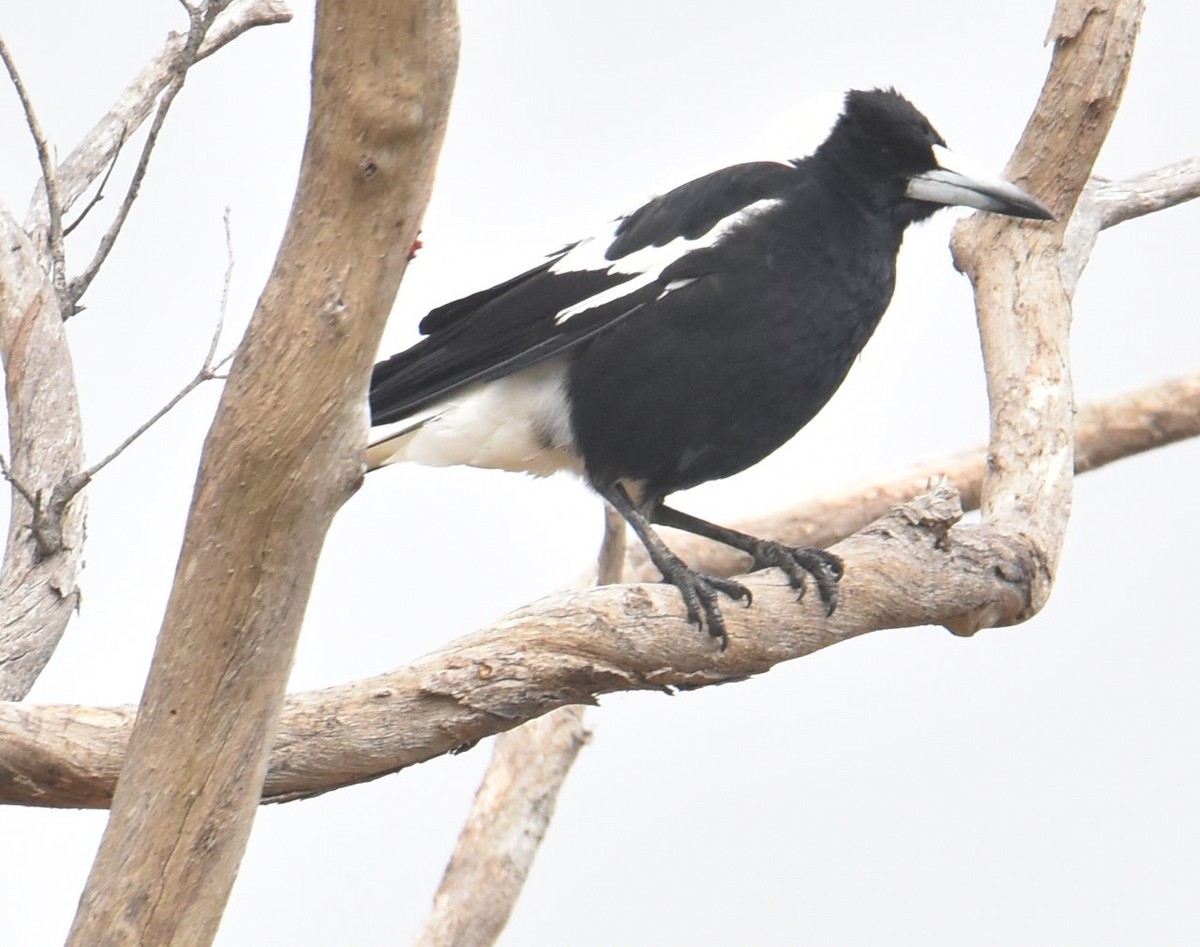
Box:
[65,3,459,944]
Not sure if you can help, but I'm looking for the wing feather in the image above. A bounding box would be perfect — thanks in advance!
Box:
[370,161,799,425]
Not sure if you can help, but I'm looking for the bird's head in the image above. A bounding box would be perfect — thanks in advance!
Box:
[812,88,1054,224]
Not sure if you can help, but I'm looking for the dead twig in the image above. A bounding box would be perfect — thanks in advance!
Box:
[25,0,293,235]
[0,34,68,309]
[63,209,237,501]
[66,1,234,310]
[62,126,128,239]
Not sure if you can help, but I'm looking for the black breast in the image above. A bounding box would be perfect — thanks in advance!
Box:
[566,179,904,499]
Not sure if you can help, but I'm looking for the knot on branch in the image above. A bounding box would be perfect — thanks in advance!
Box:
[892,478,963,540]
[858,477,964,547]
[0,461,88,561]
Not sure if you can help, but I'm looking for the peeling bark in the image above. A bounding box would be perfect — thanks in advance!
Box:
[0,209,86,700]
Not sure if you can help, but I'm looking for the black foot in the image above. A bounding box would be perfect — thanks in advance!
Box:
[747,542,844,616]
[657,553,751,648]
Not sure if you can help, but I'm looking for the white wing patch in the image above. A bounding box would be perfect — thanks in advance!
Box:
[550,197,783,325]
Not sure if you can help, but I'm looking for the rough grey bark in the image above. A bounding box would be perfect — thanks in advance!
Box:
[0,0,294,702]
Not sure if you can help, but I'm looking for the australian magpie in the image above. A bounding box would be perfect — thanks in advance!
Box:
[368,88,1052,644]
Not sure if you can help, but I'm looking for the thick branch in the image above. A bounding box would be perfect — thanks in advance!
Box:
[2,483,1039,811]
[64,2,459,945]
[0,375,1193,812]
[413,510,623,947]
[625,371,1200,581]
[0,207,86,700]
[414,707,591,947]
[0,374,1195,810]
[951,0,1144,617]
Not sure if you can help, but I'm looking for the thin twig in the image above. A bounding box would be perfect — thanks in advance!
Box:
[0,33,68,309]
[209,207,235,366]
[66,1,233,308]
[76,378,204,492]
[65,209,237,495]
[62,126,128,238]
[0,451,41,512]
[24,0,292,235]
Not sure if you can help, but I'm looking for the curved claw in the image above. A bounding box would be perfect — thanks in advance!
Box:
[749,542,844,617]
[657,561,751,649]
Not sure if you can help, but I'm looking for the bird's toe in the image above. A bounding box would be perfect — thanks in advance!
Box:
[657,562,753,648]
[751,541,843,616]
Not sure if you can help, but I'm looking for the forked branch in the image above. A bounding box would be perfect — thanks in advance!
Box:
[66,1,234,309]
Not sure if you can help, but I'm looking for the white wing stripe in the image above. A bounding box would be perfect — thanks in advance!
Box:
[552,198,782,325]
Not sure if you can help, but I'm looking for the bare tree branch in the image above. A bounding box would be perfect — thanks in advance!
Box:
[1096,156,1200,227]
[1,373,1194,812]
[61,128,127,238]
[414,707,591,947]
[65,1,233,309]
[1062,156,1200,294]
[951,0,1144,621]
[0,205,86,699]
[1,7,288,703]
[23,0,293,235]
[0,34,68,307]
[413,511,623,947]
[64,2,460,943]
[0,483,1036,809]
[63,208,236,497]
[624,371,1200,582]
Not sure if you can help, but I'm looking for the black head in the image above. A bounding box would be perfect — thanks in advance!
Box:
[813,88,1053,224]
[830,89,946,179]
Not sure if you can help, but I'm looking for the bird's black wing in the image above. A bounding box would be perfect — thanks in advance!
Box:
[369,258,645,424]
[369,161,799,424]
[606,161,798,258]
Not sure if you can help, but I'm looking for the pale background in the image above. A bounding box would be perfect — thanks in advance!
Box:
[1,1,1197,944]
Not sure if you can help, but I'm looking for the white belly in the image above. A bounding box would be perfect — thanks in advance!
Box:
[366,357,582,478]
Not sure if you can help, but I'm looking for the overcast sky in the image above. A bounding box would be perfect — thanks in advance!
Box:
[1,1,1198,944]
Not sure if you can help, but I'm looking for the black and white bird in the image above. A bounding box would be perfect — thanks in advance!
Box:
[368,88,1052,644]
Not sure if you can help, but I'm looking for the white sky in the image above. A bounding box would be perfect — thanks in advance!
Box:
[1,1,1198,944]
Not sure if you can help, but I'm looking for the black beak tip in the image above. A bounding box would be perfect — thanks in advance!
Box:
[1014,192,1057,223]
[1027,201,1057,223]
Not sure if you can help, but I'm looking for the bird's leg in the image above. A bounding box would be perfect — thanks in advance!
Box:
[597,483,750,647]
[651,503,843,616]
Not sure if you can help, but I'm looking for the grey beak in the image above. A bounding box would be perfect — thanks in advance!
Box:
[906,144,1054,221]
